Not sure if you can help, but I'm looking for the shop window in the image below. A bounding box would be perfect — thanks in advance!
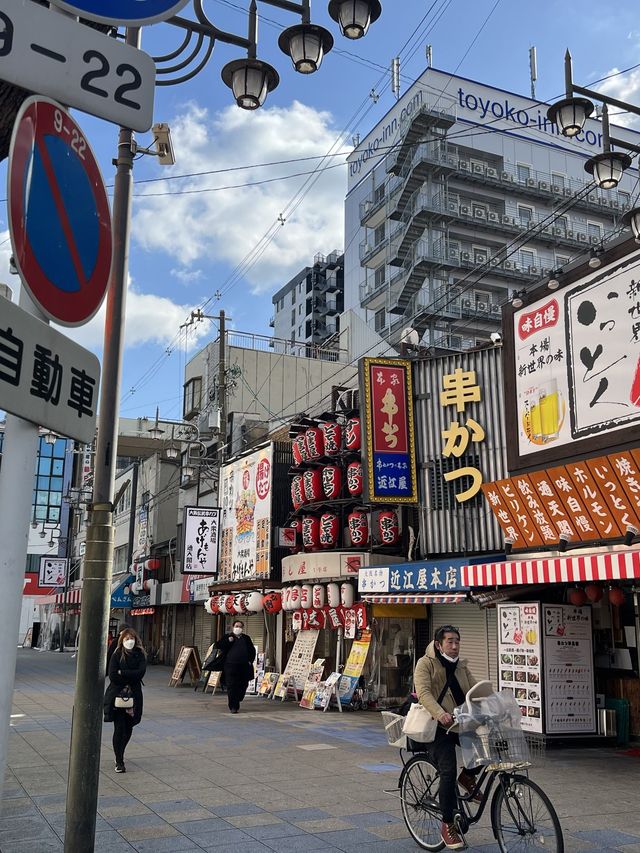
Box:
[377,617,415,702]
[429,455,483,509]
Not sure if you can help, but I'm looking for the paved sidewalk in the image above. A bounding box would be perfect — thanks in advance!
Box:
[2,649,640,852]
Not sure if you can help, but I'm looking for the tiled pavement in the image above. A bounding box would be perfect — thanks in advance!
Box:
[3,650,640,852]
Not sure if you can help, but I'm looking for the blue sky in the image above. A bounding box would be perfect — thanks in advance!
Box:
[2,0,640,424]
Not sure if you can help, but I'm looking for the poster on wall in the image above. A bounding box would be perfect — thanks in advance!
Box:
[497,603,543,733]
[507,251,640,468]
[219,445,273,582]
[182,507,220,575]
[543,604,595,734]
[274,629,320,696]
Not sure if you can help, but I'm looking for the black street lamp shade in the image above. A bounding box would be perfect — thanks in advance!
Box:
[546,97,594,137]
[585,151,632,189]
[622,206,640,241]
[328,0,382,39]
[221,58,280,110]
[279,24,334,74]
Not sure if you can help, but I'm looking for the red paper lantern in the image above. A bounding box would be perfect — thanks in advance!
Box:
[347,510,369,546]
[568,587,587,607]
[319,512,340,549]
[224,594,237,615]
[305,426,325,460]
[345,417,361,451]
[145,558,161,571]
[585,584,603,603]
[294,434,308,464]
[377,509,400,546]
[291,474,305,509]
[322,464,342,500]
[302,515,320,550]
[609,587,626,606]
[263,592,282,614]
[303,468,323,503]
[321,421,342,456]
[347,461,363,496]
[209,596,220,614]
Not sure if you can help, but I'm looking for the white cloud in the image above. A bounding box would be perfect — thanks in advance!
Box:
[171,267,204,284]
[597,69,640,128]
[132,100,347,294]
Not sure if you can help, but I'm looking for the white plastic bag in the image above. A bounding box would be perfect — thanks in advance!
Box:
[402,703,438,742]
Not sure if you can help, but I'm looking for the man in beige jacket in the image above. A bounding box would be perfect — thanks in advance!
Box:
[414,625,482,850]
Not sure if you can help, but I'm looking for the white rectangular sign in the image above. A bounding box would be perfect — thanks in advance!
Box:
[497,602,543,733]
[39,557,67,587]
[512,251,640,459]
[0,296,100,443]
[283,551,366,582]
[0,0,156,131]
[182,506,220,576]
[219,445,273,582]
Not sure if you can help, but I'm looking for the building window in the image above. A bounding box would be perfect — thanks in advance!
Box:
[473,246,488,264]
[298,326,303,338]
[291,309,296,326]
[555,216,568,234]
[183,376,202,419]
[298,303,303,316]
[291,288,296,304]
[619,191,630,209]
[517,164,531,183]
[520,249,535,269]
[374,183,385,204]
[374,308,386,332]
[555,254,570,267]
[115,482,131,516]
[374,223,385,246]
[517,205,533,225]
[375,266,385,288]
[587,222,602,239]
[551,173,565,188]
[32,436,67,524]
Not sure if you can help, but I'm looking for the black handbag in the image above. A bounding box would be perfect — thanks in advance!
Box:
[203,648,225,672]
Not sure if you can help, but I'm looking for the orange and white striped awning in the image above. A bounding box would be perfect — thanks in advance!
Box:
[39,587,82,606]
[462,549,640,588]
[361,593,467,605]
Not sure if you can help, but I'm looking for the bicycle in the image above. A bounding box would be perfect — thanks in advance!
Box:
[381,707,563,852]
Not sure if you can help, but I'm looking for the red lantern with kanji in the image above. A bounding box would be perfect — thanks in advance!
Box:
[320,421,342,455]
[585,584,603,603]
[378,509,400,545]
[291,474,305,509]
[224,595,237,615]
[292,434,304,465]
[609,587,626,606]
[568,587,587,607]
[303,468,323,503]
[263,592,282,614]
[305,426,324,460]
[348,510,369,546]
[347,461,363,496]
[209,596,220,614]
[345,417,361,451]
[319,512,340,549]
[302,515,320,550]
[294,434,308,464]
[322,464,342,500]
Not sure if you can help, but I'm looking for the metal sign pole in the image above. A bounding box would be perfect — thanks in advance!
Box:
[0,288,49,789]
[64,27,139,853]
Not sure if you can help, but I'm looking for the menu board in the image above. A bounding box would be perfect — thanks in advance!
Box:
[275,629,320,696]
[497,603,543,733]
[543,605,595,734]
[339,630,372,705]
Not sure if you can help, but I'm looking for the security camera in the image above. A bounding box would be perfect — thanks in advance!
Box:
[490,332,502,344]
[152,123,175,166]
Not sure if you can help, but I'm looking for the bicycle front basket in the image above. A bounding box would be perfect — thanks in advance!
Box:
[381,711,407,749]
[459,723,530,769]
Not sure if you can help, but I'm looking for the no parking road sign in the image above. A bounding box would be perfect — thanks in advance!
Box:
[8,97,112,327]
[50,0,191,26]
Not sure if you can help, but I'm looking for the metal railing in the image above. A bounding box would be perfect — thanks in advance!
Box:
[229,330,347,362]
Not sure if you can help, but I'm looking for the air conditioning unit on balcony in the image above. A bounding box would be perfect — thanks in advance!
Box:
[589,235,600,245]
[566,229,574,238]
[611,200,620,210]
[460,205,470,215]
[526,178,536,187]
[461,251,471,260]
[449,249,459,259]
[528,265,539,275]
[459,160,469,170]
[551,185,562,194]
[599,197,608,206]
[504,260,514,270]
[476,254,488,264]
[462,298,472,308]
[472,163,484,174]
[491,303,501,314]
[488,212,499,222]
[477,301,488,312]
[448,201,459,212]
[490,257,500,266]
[475,209,486,219]
[563,188,572,197]
[541,267,551,275]
[363,200,371,213]
[501,215,512,225]
[486,167,497,178]
[578,233,587,242]
[538,181,549,191]
[542,225,552,234]
[553,227,563,236]
[588,193,597,203]
[501,171,514,182]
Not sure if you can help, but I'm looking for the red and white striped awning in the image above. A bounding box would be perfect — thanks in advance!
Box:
[55,587,82,605]
[462,549,640,588]
[362,593,467,605]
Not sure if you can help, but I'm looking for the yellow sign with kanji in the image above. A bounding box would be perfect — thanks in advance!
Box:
[440,368,485,503]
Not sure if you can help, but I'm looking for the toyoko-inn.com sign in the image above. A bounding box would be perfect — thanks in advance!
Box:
[507,249,640,469]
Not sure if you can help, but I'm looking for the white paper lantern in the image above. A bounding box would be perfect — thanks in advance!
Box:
[340,582,354,608]
[245,591,264,612]
[282,586,291,611]
[312,584,326,608]
[292,610,303,632]
[290,585,302,610]
[301,584,313,609]
[327,582,340,607]
[218,596,228,615]
[234,593,248,613]
[204,598,212,614]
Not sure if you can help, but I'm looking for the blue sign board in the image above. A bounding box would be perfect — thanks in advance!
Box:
[50,0,190,26]
[358,559,470,594]
[111,575,134,609]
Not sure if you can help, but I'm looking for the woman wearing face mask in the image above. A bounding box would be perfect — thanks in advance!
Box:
[214,620,256,714]
[103,628,146,773]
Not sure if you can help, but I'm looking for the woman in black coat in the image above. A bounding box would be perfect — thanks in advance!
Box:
[103,628,146,773]
[215,620,256,713]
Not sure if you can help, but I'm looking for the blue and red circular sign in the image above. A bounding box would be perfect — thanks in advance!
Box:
[49,0,190,26]
[8,96,112,327]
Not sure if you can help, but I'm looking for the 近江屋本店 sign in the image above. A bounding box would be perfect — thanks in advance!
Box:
[506,248,640,470]
[358,558,469,594]
[182,507,220,575]
[359,357,418,503]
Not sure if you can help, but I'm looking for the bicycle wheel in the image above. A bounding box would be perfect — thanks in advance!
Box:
[491,774,563,853]
[400,754,445,851]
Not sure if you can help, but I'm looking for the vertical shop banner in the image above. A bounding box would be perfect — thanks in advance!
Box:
[543,605,595,734]
[219,445,273,582]
[360,358,418,503]
[506,251,640,469]
[339,629,372,705]
[182,507,221,575]
[497,603,542,733]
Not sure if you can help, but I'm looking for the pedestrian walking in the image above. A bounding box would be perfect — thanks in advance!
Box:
[103,628,146,773]
[414,625,483,850]
[215,620,256,713]
[107,623,131,670]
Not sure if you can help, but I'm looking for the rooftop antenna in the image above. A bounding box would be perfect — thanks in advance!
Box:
[426,44,432,68]
[391,56,400,100]
[529,46,537,100]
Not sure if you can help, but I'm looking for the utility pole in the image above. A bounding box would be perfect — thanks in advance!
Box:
[218,310,227,462]
[64,27,139,853]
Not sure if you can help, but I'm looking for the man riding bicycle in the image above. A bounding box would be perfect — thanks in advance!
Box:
[414,625,483,850]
